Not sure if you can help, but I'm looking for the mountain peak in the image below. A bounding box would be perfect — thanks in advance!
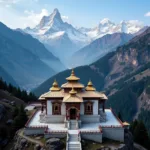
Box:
[50,8,62,21]
[100,18,113,25]
[53,8,59,13]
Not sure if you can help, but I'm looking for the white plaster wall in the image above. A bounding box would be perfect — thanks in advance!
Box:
[61,103,66,115]
[81,134,102,143]
[93,100,98,115]
[47,100,52,115]
[24,128,45,135]
[80,103,84,115]
[102,127,124,142]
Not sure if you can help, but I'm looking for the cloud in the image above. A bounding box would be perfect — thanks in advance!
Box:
[21,9,49,28]
[0,0,21,4]
[145,12,150,17]
[62,15,70,23]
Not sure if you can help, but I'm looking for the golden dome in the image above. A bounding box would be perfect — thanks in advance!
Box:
[69,87,77,95]
[85,80,96,91]
[66,69,80,81]
[50,79,61,91]
[87,80,93,86]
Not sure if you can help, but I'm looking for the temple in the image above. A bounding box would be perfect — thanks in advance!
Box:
[25,69,127,149]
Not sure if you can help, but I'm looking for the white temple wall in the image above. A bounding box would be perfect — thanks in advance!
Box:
[102,127,124,142]
[81,134,102,143]
[47,100,52,115]
[61,103,66,115]
[80,103,84,115]
[92,100,98,115]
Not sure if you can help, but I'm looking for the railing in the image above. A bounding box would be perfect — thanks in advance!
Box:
[68,121,70,129]
[66,133,69,150]
[76,120,79,129]
[78,133,82,150]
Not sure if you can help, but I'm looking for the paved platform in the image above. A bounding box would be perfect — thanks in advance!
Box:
[27,109,122,131]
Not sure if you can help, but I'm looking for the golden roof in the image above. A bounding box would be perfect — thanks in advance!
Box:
[85,80,96,91]
[63,88,83,103]
[61,82,84,88]
[78,91,108,100]
[123,122,130,126]
[69,87,77,95]
[50,79,61,91]
[38,92,49,100]
[66,69,80,81]
[41,90,64,98]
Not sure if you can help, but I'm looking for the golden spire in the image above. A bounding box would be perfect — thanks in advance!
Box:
[66,69,80,81]
[85,79,96,91]
[87,79,93,86]
[71,69,75,76]
[69,87,77,95]
[50,79,61,91]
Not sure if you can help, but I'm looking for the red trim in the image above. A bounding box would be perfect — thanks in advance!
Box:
[26,125,48,129]
[46,101,47,114]
[80,130,102,134]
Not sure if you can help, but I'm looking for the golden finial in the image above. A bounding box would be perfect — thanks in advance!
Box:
[87,79,93,86]
[85,79,96,91]
[53,79,58,87]
[71,68,75,76]
[50,79,60,91]
[66,68,80,81]
[69,87,77,95]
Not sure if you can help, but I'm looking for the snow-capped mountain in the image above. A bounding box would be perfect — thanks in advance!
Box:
[78,18,144,39]
[24,9,90,65]
[24,9,145,67]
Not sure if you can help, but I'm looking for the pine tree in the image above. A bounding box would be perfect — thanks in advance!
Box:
[134,121,149,148]
[118,112,123,122]
[13,105,28,130]
[12,106,19,119]
[130,119,138,134]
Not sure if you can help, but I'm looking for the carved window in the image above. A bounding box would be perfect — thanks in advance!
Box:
[84,102,93,115]
[52,103,61,115]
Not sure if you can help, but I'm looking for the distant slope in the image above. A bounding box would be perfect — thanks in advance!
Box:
[0,33,55,87]
[0,22,65,72]
[0,66,18,87]
[71,33,133,67]
[33,52,115,96]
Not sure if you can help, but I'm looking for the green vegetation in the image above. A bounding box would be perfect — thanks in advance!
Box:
[130,120,150,149]
[0,77,37,102]
[107,77,150,122]
[12,105,28,131]
[138,109,150,136]
[82,138,122,150]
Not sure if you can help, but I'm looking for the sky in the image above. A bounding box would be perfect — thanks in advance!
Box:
[0,0,150,29]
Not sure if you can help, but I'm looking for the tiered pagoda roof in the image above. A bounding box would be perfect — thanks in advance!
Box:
[39,69,108,101]
[63,87,83,103]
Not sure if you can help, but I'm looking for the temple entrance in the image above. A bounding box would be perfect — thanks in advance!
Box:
[70,108,76,120]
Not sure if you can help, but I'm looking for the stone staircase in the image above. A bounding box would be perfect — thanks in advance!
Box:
[70,120,77,130]
[66,121,82,150]
[67,131,82,150]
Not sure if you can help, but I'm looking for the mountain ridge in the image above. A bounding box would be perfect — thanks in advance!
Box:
[71,32,133,67]
[0,22,66,72]
[23,8,145,66]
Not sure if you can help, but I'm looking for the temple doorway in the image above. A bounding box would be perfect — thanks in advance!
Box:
[70,108,76,120]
